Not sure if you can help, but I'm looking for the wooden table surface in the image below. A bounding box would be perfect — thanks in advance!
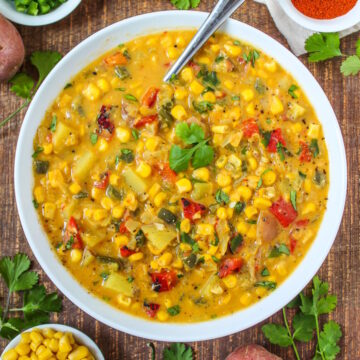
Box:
[0,1,359,358]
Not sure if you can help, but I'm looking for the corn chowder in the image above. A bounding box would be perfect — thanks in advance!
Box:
[32,31,329,322]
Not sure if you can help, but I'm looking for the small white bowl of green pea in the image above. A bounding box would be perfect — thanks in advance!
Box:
[0,0,81,26]
[1,324,104,360]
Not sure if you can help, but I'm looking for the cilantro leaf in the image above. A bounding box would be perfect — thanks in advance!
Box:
[269,244,290,258]
[310,139,320,157]
[305,33,342,62]
[262,323,292,347]
[50,115,57,132]
[0,254,38,292]
[10,73,34,99]
[288,84,299,99]
[167,305,181,316]
[290,190,297,210]
[254,281,277,290]
[356,39,360,58]
[193,100,214,114]
[30,51,62,84]
[215,189,229,205]
[170,0,200,10]
[292,313,316,342]
[340,55,360,76]
[318,321,342,360]
[169,145,194,172]
[230,234,243,254]
[163,342,193,360]
[192,144,214,168]
[176,123,204,144]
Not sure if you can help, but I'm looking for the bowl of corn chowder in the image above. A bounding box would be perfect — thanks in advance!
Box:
[14,11,347,341]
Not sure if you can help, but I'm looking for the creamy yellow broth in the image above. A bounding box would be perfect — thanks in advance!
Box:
[32,31,329,322]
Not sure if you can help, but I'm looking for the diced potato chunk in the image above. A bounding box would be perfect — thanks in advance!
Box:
[141,224,177,252]
[72,152,96,182]
[103,273,133,296]
[122,167,148,194]
[288,102,306,120]
[53,121,74,153]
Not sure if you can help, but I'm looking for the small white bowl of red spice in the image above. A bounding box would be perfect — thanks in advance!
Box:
[278,0,360,32]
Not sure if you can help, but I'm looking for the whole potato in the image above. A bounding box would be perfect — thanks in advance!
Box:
[226,344,282,360]
[0,14,25,81]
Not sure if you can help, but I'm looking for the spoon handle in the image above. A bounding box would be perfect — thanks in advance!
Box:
[163,0,246,82]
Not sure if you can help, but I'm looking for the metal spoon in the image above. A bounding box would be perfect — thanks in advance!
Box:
[163,0,246,82]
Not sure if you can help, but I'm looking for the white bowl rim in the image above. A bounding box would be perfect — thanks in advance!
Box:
[0,0,81,26]
[1,324,104,359]
[278,0,360,32]
[14,10,347,342]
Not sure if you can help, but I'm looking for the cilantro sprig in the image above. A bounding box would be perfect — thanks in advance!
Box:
[170,0,200,10]
[262,276,342,360]
[169,123,214,172]
[305,33,360,76]
[0,254,62,340]
[1,51,62,129]
[163,342,193,360]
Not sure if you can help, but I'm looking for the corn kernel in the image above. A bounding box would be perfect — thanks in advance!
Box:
[112,205,124,219]
[244,206,258,219]
[246,102,256,116]
[241,88,254,102]
[154,192,167,207]
[136,162,152,178]
[216,155,227,169]
[115,127,131,143]
[222,274,237,288]
[83,83,100,101]
[197,56,210,65]
[211,284,224,295]
[93,208,108,221]
[237,186,252,201]
[123,191,138,211]
[240,292,252,306]
[175,36,186,47]
[180,243,192,252]
[276,261,287,276]
[203,91,216,102]
[180,67,194,82]
[176,178,192,193]
[217,172,232,187]
[136,141,144,153]
[263,170,276,186]
[189,80,204,95]
[167,47,179,60]
[129,252,144,262]
[48,338,59,353]
[161,34,173,48]
[247,225,257,239]
[248,157,258,170]
[30,332,44,346]
[304,179,312,193]
[38,348,52,360]
[157,310,169,321]
[34,186,45,203]
[224,80,234,90]
[192,167,210,182]
[197,224,214,236]
[224,44,242,56]
[117,294,132,307]
[292,122,302,133]
[91,187,102,201]
[3,349,19,360]
[216,207,227,220]
[150,260,159,270]
[145,137,159,151]
[270,96,284,115]
[15,343,30,356]
[180,218,191,233]
[149,183,161,199]
[302,202,316,215]
[70,249,83,263]
[48,169,64,188]
[42,143,53,155]
[210,44,220,53]
[227,154,242,169]
[97,78,110,92]
[308,124,320,138]
[255,286,267,297]
[174,87,188,100]
[42,202,56,219]
[264,60,277,72]
[21,332,31,344]
[164,298,172,308]
[172,258,183,269]
[68,346,89,360]
[212,125,229,134]
[97,138,108,152]
[220,293,232,305]
[229,106,241,120]
[108,174,119,186]
[69,182,82,195]
[114,234,129,247]
[158,252,173,266]
[237,221,249,234]
[254,197,272,210]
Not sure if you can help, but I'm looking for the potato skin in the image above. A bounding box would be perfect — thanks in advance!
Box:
[226,344,282,360]
[0,14,25,81]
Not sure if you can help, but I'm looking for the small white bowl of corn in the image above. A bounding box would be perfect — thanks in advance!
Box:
[1,324,104,360]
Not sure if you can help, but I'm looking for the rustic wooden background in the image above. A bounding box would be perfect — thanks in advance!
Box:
[0,0,359,358]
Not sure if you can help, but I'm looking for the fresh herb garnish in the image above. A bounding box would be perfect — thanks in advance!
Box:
[170,0,200,10]
[310,139,319,157]
[231,95,240,101]
[132,129,139,140]
[163,342,193,360]
[261,267,270,277]
[124,93,137,102]
[49,115,57,132]
[299,171,307,179]
[193,101,214,114]
[169,123,214,172]
[127,276,134,283]
[90,133,98,145]
[230,234,243,254]
[290,190,297,211]
[257,168,272,189]
[243,49,260,67]
[32,199,39,209]
[288,84,299,99]
[119,149,134,163]
[32,146,44,159]
[255,281,277,290]
[211,255,220,263]
[2,51,62,129]
[234,201,245,214]
[269,244,290,258]
[167,305,181,316]
[215,55,225,63]
[115,66,130,80]
[215,189,229,205]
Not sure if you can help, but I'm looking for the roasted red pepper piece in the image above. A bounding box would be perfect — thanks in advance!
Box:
[268,128,286,153]
[156,163,177,183]
[63,216,83,249]
[150,270,178,292]
[120,246,136,258]
[241,119,259,138]
[118,221,129,234]
[218,258,243,279]
[97,105,115,136]
[270,197,298,228]
[141,87,159,108]
[289,234,297,254]
[299,141,312,163]
[134,114,158,129]
[295,219,310,227]
[144,302,160,318]
[104,52,127,66]
[94,172,109,189]
[181,198,206,221]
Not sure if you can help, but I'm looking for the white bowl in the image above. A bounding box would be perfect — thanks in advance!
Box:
[278,0,360,32]
[14,11,347,342]
[1,324,104,359]
[0,0,81,26]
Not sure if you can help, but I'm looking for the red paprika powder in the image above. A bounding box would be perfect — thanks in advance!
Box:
[291,0,357,20]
